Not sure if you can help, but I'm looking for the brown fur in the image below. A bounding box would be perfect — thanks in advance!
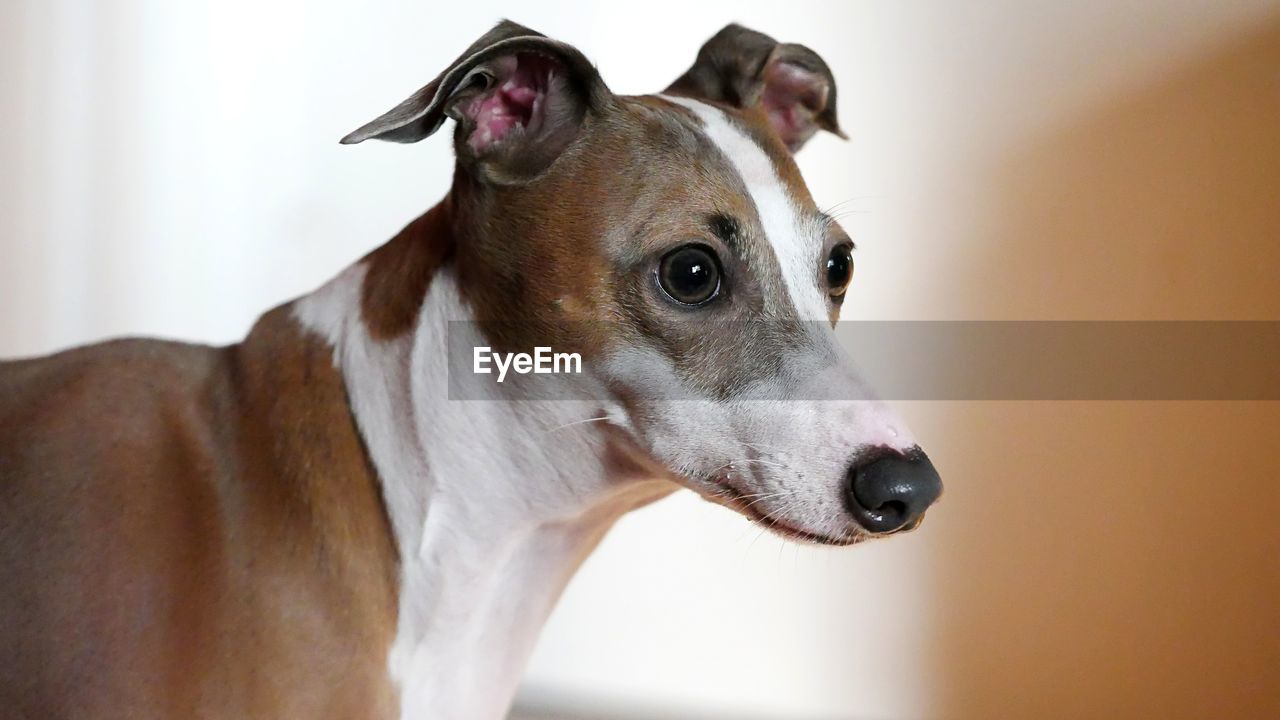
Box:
[0,309,399,720]
[361,199,456,340]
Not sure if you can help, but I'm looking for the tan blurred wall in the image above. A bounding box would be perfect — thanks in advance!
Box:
[906,7,1280,719]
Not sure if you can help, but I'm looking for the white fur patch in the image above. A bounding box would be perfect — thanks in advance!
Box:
[293,264,668,720]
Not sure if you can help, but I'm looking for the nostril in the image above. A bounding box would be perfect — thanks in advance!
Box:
[847,448,943,534]
[876,499,907,520]
[853,497,907,531]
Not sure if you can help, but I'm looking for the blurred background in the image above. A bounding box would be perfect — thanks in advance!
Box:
[2,1,1278,718]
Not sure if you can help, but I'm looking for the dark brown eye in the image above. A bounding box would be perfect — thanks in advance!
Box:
[659,244,721,306]
[826,243,854,299]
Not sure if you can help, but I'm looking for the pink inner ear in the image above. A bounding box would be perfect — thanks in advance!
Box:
[460,54,552,153]
[760,61,828,151]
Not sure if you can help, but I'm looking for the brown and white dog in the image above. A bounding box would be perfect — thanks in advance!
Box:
[0,21,941,720]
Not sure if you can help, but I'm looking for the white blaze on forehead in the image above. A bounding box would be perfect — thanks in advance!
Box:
[661,95,830,321]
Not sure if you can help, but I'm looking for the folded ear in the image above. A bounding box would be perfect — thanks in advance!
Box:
[666,23,845,153]
[341,20,611,184]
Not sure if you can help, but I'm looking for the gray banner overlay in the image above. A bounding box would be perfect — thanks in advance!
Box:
[446,321,1280,400]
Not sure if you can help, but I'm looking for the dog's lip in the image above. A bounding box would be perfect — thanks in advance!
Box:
[701,475,861,547]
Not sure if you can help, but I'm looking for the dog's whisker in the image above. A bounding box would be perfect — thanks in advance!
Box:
[740,458,785,468]
[734,490,790,500]
[740,492,791,507]
[544,416,611,433]
[739,440,785,455]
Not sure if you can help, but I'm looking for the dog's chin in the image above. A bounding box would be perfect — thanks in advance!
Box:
[749,511,864,547]
[690,474,863,547]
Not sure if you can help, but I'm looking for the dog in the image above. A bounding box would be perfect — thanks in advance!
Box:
[0,20,942,720]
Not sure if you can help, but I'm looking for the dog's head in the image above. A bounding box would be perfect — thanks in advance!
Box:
[344,21,941,544]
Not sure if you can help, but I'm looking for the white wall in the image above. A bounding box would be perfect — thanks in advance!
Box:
[4,2,1277,719]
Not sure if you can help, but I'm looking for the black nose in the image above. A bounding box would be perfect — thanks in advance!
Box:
[847,449,943,534]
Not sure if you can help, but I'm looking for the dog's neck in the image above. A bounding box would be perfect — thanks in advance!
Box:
[291,199,671,718]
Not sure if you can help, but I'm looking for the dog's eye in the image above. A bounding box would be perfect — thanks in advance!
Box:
[659,244,721,306]
[826,243,854,301]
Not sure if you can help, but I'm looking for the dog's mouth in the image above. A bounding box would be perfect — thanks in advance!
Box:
[699,472,862,547]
